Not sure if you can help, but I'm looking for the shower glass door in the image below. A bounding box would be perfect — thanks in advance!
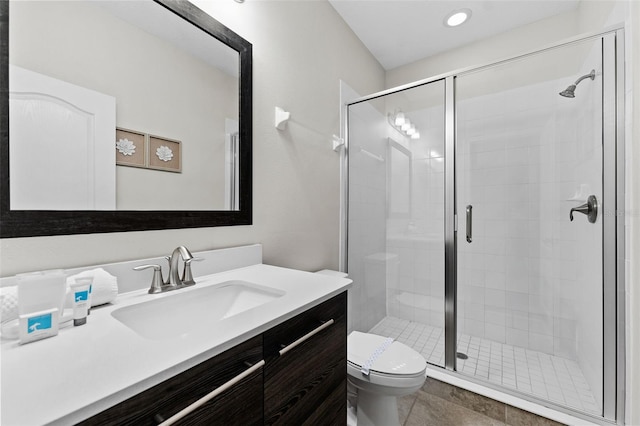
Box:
[345,30,621,422]
[347,80,447,367]
[455,36,608,416]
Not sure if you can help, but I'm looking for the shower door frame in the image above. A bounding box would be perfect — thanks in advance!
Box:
[341,28,625,424]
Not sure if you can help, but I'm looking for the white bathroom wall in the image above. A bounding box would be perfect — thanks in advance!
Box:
[0,1,385,276]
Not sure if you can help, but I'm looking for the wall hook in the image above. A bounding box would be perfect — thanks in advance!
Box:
[332,135,345,152]
[275,107,290,130]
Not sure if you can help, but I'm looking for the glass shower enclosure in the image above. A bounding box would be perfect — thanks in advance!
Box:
[344,31,624,423]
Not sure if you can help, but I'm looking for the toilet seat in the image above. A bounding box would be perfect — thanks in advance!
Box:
[347,331,426,388]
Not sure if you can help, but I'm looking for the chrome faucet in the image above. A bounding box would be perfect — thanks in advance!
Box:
[134,246,200,294]
[167,245,194,288]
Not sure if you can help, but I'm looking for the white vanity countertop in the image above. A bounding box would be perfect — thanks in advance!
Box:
[1,264,352,426]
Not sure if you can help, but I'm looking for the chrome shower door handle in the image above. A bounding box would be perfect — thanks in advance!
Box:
[466,205,472,243]
[569,195,598,223]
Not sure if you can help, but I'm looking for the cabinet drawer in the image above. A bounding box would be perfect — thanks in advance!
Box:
[80,335,263,426]
[264,292,347,425]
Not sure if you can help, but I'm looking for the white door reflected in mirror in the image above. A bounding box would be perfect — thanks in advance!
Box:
[9,65,116,210]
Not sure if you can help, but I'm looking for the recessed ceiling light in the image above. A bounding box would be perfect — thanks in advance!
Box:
[444,9,471,27]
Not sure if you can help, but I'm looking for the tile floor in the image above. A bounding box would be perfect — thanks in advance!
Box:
[369,316,601,416]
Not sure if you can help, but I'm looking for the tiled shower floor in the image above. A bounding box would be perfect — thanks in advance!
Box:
[369,316,601,416]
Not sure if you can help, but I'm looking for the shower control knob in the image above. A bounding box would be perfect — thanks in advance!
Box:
[569,195,598,224]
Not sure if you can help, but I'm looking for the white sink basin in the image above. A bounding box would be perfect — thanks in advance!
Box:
[111,280,285,340]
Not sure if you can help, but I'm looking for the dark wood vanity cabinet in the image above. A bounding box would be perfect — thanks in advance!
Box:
[81,292,346,426]
[80,335,264,426]
[264,293,347,425]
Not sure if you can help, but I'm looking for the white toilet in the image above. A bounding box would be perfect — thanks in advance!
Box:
[347,331,427,426]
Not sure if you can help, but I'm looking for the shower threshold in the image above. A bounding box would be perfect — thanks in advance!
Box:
[369,316,601,416]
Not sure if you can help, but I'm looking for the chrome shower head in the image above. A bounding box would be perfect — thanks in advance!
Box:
[559,85,576,98]
[559,69,595,98]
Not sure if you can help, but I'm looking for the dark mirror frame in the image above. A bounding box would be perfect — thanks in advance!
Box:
[0,0,252,238]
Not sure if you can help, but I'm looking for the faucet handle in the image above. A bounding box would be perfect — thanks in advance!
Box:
[133,264,166,294]
[181,257,203,286]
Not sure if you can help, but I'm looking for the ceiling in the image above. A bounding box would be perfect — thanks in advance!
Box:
[328,0,580,70]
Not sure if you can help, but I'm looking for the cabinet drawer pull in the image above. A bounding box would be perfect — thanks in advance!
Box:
[278,319,335,356]
[158,359,265,426]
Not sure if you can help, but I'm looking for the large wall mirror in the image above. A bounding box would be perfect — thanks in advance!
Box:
[0,0,252,238]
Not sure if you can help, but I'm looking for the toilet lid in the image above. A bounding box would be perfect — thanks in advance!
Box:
[347,331,426,376]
